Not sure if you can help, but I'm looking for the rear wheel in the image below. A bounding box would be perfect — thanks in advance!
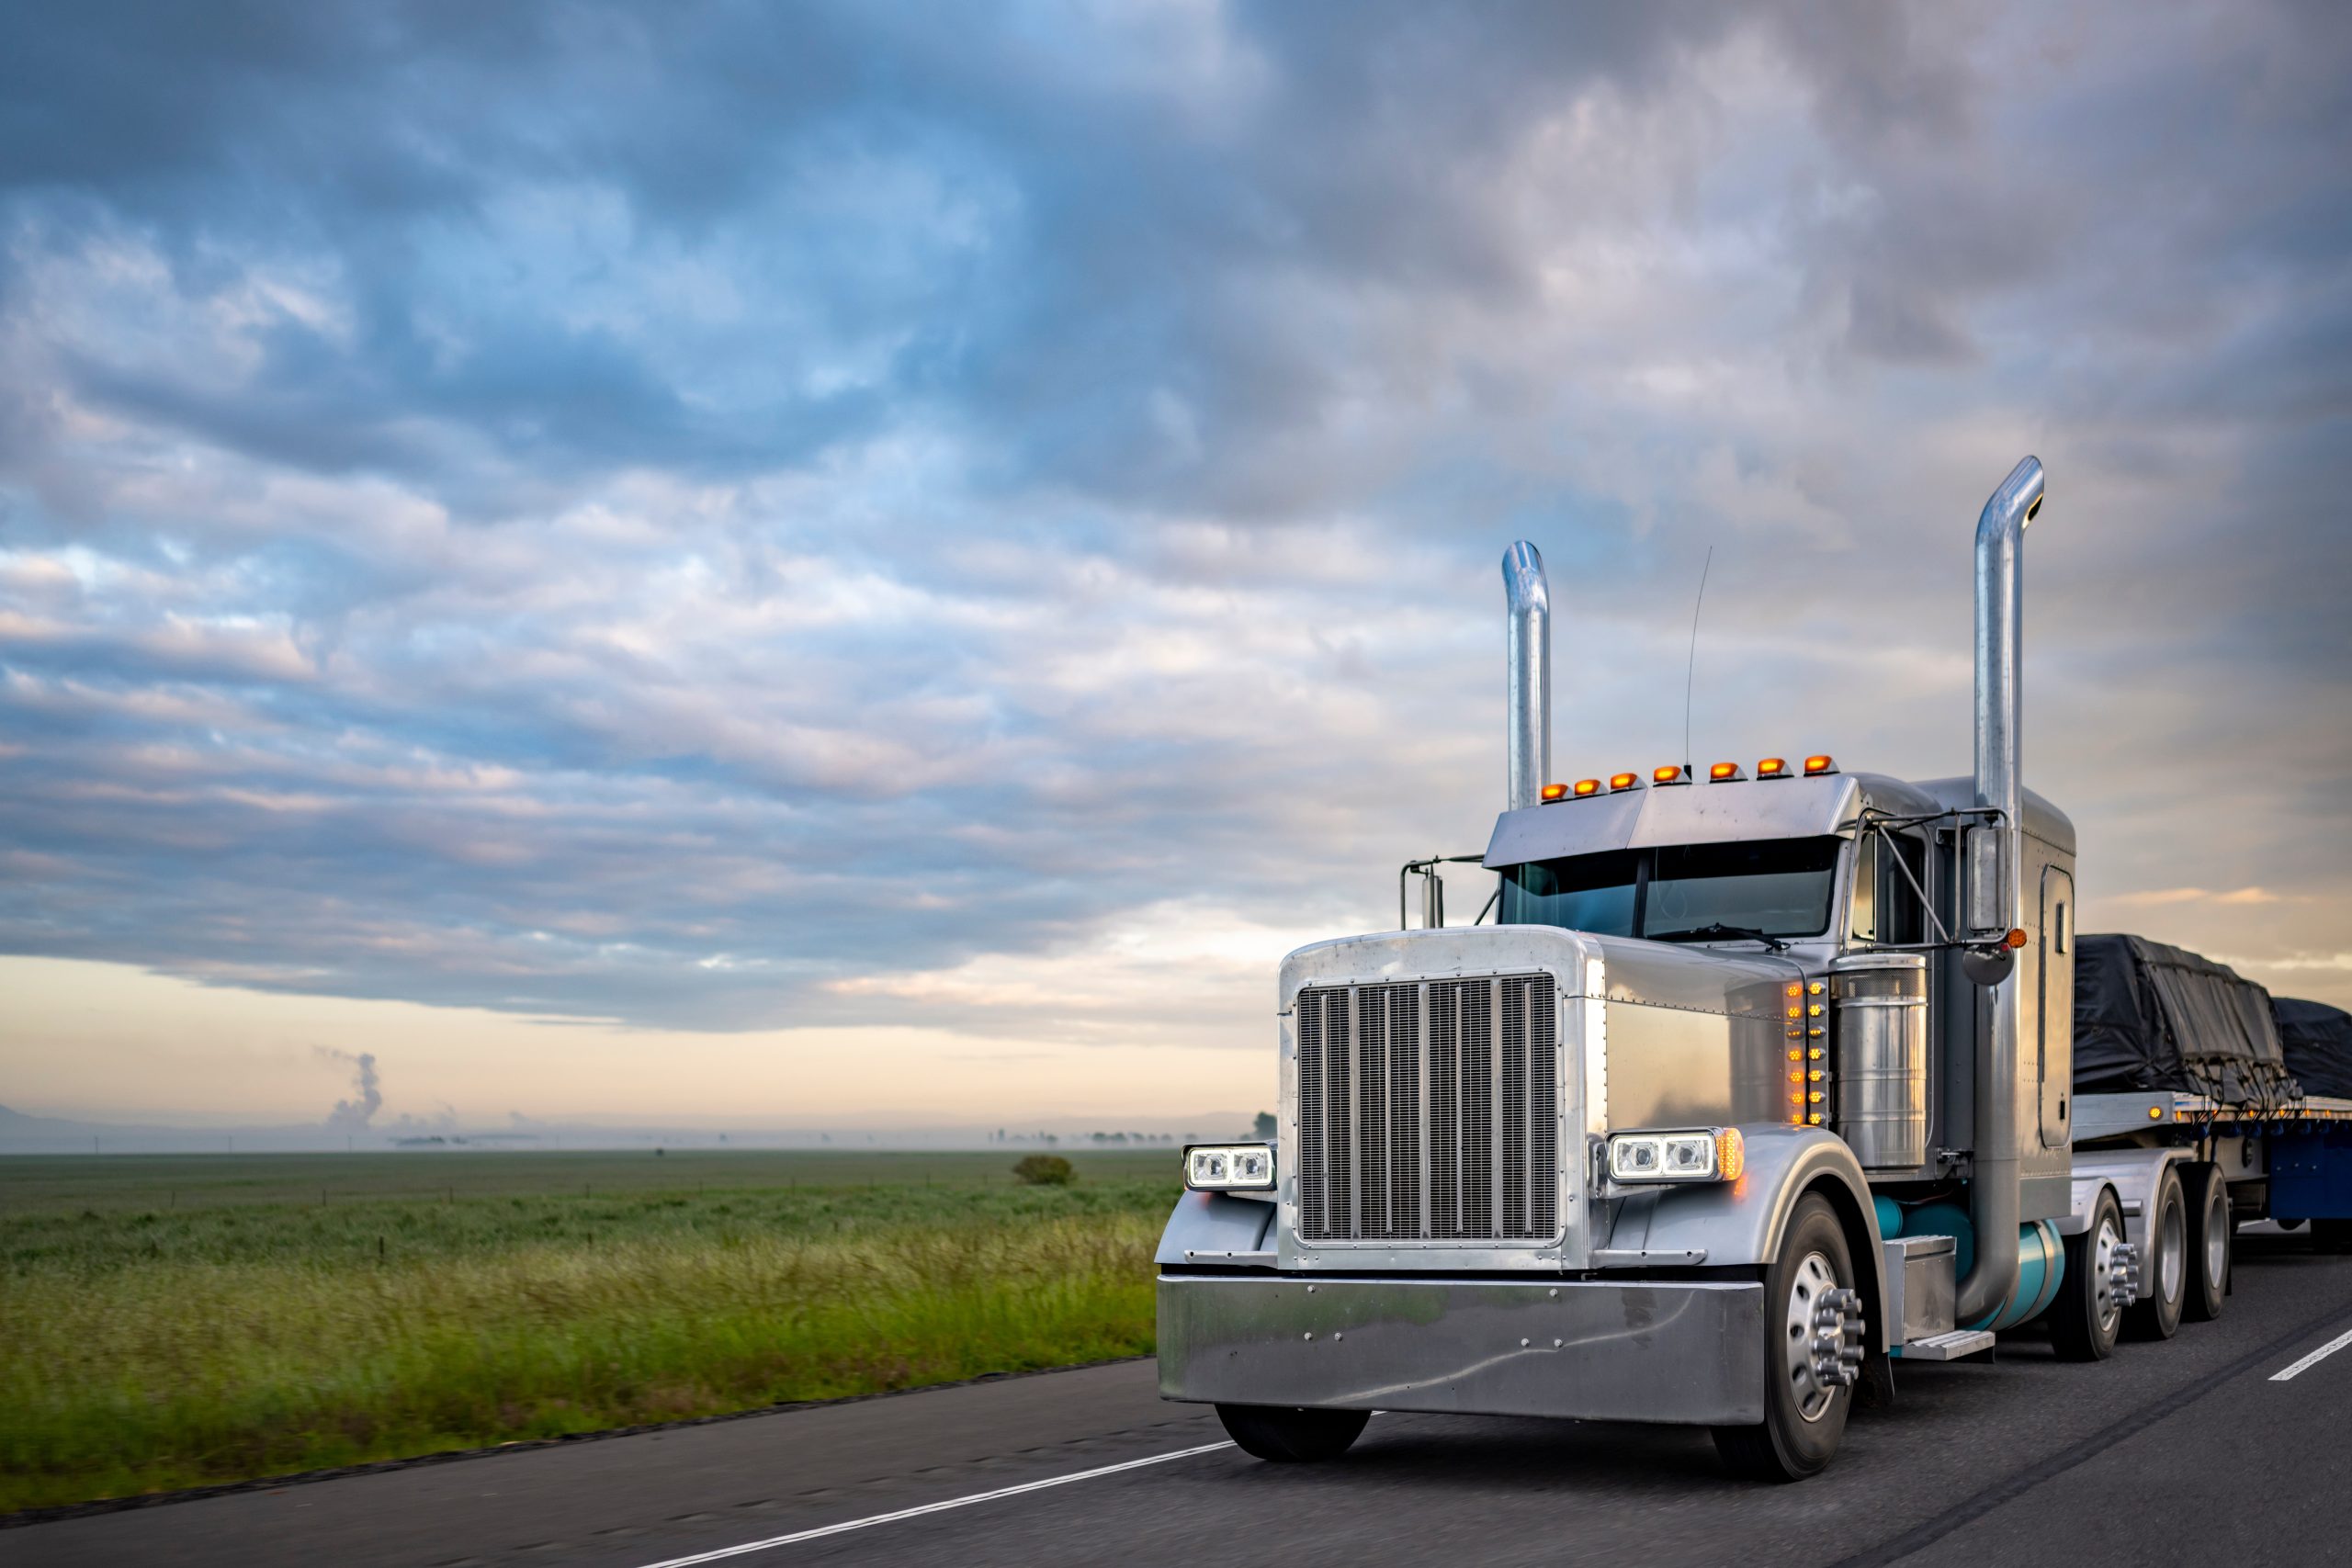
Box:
[2125,1166,2187,1340]
[2180,1163,2231,1322]
[1215,1404,1368,1462]
[2050,1188,2127,1361]
[1713,1194,1860,1483]
[2313,1218,2352,1256]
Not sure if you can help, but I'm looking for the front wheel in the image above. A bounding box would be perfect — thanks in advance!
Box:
[1713,1193,1860,1483]
[1215,1404,1368,1462]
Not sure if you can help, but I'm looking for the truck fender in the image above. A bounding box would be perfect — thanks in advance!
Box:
[1605,1126,1890,1351]
[1155,1189,1274,1266]
[2069,1146,2193,1302]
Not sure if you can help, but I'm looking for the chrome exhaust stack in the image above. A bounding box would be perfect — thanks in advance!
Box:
[1503,542,1552,812]
[1956,456,2044,1325]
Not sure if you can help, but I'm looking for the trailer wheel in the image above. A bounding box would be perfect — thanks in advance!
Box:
[2313,1219,2352,1256]
[1713,1194,1856,1483]
[1214,1404,1368,1462]
[2124,1165,2187,1341]
[2180,1163,2231,1323]
[2050,1188,2126,1361]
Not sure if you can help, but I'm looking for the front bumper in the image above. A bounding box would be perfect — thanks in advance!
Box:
[1158,1272,1765,1426]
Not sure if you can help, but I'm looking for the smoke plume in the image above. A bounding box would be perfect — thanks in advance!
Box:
[318,1047,382,1130]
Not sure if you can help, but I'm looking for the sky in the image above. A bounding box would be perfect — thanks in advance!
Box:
[2,1,2347,1132]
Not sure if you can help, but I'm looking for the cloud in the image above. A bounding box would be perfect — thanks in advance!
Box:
[1,0,2348,1055]
[2113,886,2286,908]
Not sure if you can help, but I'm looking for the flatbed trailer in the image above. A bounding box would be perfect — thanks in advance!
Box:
[2073,1090,2352,1267]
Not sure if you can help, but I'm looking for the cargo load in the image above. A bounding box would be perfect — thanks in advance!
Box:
[2274,997,2352,1100]
[2071,933,2298,1103]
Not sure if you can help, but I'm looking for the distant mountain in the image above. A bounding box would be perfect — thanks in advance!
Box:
[0,1103,93,1135]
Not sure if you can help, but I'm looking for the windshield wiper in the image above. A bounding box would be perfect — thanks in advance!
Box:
[1652,921,1789,953]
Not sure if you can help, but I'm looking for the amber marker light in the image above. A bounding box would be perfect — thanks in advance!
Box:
[1653,764,1690,785]
[1609,772,1642,792]
[2005,927,2030,949]
[1804,754,1837,775]
[1541,783,1570,803]
[1709,761,1745,782]
[1757,757,1789,778]
[1572,778,1603,797]
[1714,1129,1746,1182]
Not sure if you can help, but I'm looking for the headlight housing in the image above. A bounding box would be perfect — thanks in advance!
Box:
[1607,1127,1744,1184]
[1184,1143,1275,1191]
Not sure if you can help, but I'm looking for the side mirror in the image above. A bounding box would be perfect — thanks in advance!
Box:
[1962,926,2028,987]
[1964,824,2006,936]
[1961,944,2015,987]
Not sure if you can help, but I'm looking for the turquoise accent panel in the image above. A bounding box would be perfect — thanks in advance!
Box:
[1965,1219,2066,1331]
[1873,1196,1904,1238]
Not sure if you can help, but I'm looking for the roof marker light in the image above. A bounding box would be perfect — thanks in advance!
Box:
[1709,762,1746,782]
[1804,754,1838,775]
[1757,757,1790,779]
[1653,764,1690,786]
[1541,783,1569,803]
[1572,778,1603,797]
[1609,772,1644,792]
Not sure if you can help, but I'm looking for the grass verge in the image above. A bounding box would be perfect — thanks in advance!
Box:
[0,1156,1174,1512]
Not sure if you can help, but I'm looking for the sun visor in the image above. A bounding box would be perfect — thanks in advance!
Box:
[1485,774,1862,869]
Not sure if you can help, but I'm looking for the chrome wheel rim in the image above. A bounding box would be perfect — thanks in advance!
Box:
[2092,1216,2125,1336]
[1784,1250,1842,1423]
[2203,1196,2228,1287]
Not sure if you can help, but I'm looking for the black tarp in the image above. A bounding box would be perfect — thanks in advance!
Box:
[2275,997,2352,1100]
[2072,933,2299,1103]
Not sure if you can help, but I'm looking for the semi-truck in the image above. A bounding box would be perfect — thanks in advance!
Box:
[1154,457,2352,1480]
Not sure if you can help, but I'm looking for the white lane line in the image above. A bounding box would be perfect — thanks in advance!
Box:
[2271,1324,2352,1382]
[629,1440,1236,1567]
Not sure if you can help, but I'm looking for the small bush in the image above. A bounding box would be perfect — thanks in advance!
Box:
[1012,1155,1075,1187]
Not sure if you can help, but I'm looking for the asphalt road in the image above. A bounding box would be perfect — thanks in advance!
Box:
[15,1230,2352,1568]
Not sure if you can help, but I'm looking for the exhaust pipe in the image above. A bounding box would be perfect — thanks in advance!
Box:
[1503,542,1551,812]
[1956,456,2044,1325]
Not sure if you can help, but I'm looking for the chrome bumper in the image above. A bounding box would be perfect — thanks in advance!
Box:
[1158,1272,1765,1426]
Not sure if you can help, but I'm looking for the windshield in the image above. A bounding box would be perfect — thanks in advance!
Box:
[1500,836,1842,942]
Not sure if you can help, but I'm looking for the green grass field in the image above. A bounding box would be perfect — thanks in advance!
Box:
[0,1149,1180,1513]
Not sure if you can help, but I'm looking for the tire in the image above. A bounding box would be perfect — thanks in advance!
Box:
[2050,1188,2127,1361]
[2124,1165,2187,1341]
[1713,1194,1858,1483]
[1215,1404,1368,1462]
[2180,1163,2231,1323]
[2314,1219,2352,1256]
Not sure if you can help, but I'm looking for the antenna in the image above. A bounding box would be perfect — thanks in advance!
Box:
[1682,545,1713,770]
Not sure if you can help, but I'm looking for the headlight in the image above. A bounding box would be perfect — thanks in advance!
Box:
[1185,1143,1275,1190]
[1608,1128,1743,1183]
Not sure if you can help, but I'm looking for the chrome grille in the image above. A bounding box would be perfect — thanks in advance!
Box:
[1294,974,1558,1244]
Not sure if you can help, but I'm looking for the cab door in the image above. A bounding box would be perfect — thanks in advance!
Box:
[2039,865,2075,1147]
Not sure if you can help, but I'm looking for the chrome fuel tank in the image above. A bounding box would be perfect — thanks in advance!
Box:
[1833,953,1929,1169]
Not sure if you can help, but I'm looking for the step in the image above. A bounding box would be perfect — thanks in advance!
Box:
[1900,1329,1996,1361]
